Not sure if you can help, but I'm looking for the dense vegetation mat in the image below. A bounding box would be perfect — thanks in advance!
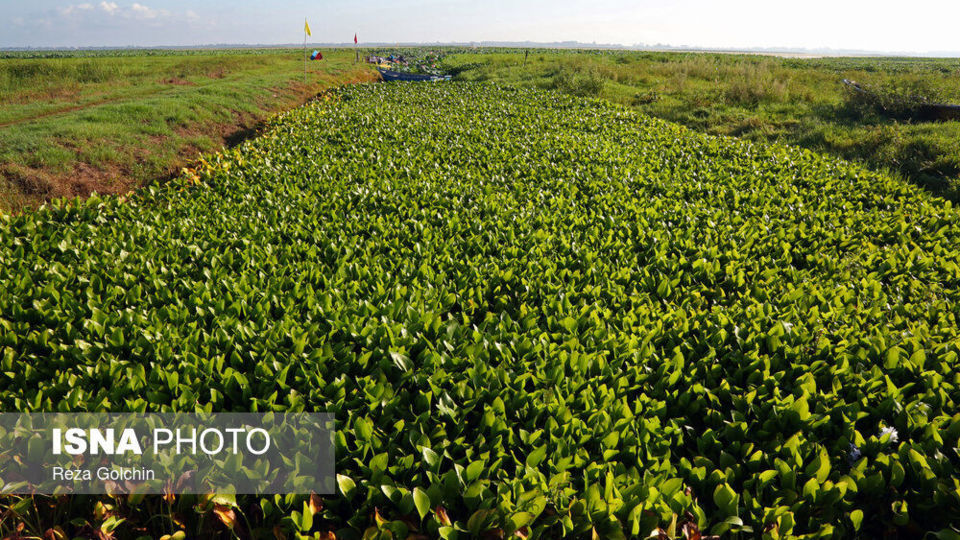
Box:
[444,51,960,202]
[2,83,960,539]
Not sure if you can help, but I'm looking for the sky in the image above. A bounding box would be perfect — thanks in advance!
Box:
[2,0,959,54]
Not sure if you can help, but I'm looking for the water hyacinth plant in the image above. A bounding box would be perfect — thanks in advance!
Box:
[2,82,960,538]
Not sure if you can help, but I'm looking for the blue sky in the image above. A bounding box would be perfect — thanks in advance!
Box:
[2,0,959,54]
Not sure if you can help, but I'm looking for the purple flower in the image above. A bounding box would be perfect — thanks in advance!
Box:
[847,443,862,463]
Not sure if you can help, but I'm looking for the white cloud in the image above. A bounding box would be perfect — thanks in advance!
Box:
[58,4,93,16]
[99,2,119,15]
[131,3,163,19]
[53,2,171,22]
[9,0,960,53]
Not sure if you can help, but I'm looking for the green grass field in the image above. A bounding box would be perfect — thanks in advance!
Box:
[0,48,376,211]
[443,50,960,200]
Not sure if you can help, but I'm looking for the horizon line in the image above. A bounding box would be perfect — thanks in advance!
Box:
[2,40,959,58]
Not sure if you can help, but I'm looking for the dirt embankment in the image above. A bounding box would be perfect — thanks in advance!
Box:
[1,70,379,212]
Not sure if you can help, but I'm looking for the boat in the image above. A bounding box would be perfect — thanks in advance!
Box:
[377,68,450,82]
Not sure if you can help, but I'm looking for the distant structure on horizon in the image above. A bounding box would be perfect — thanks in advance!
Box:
[2,40,958,57]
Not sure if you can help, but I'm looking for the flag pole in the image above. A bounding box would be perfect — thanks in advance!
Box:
[303,19,307,85]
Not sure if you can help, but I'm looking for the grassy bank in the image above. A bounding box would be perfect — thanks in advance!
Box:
[0,48,377,211]
[444,50,960,200]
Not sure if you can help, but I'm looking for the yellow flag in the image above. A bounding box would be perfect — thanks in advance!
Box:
[304,19,312,37]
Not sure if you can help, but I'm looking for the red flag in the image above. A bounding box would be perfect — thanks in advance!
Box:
[354,33,358,44]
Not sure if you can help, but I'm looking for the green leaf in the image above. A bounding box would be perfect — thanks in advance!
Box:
[850,509,864,532]
[390,350,413,372]
[467,509,494,535]
[930,529,960,540]
[892,500,909,526]
[100,516,125,534]
[803,446,831,484]
[508,512,534,533]
[355,418,374,441]
[422,447,441,468]
[465,460,485,482]
[337,474,357,498]
[300,507,314,532]
[413,487,431,520]
[758,470,777,488]
[660,478,683,496]
[723,516,744,527]
[890,460,905,487]
[802,477,819,500]
[370,452,389,473]
[526,446,547,468]
[790,397,811,421]
[211,494,236,507]
[712,483,738,517]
